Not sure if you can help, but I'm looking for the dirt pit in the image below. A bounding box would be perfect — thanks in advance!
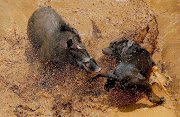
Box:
[0,0,179,117]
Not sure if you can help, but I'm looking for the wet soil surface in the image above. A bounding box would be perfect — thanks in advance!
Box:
[0,0,179,116]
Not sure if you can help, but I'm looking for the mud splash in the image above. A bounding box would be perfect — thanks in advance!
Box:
[0,0,179,116]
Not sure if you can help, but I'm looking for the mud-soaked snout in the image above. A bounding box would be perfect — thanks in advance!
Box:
[81,57,101,72]
[70,48,101,72]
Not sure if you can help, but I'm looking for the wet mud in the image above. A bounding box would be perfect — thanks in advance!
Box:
[0,0,179,117]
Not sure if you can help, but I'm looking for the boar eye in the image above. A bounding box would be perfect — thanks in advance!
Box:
[67,39,73,48]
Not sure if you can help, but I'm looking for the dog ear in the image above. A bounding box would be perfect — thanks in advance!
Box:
[110,37,128,45]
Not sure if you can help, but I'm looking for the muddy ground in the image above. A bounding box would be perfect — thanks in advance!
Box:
[0,0,179,117]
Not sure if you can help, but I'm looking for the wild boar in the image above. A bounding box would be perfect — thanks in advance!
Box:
[27,7,101,72]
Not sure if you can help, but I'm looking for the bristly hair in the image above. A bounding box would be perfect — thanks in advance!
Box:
[59,23,81,41]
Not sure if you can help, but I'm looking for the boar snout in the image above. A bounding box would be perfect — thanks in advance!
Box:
[67,40,101,72]
[78,57,101,72]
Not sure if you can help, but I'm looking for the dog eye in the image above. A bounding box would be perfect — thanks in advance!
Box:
[110,44,114,47]
[122,42,126,46]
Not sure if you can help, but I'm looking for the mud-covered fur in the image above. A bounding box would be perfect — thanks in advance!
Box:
[102,37,156,78]
[27,7,101,72]
[90,37,164,104]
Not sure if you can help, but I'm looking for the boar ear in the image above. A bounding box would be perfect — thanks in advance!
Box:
[67,39,73,48]
[60,24,78,34]
[60,24,71,31]
[71,28,78,35]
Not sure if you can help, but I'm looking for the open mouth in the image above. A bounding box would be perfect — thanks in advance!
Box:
[82,63,101,72]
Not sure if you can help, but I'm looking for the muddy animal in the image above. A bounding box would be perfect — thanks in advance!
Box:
[89,37,165,104]
[27,7,101,72]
